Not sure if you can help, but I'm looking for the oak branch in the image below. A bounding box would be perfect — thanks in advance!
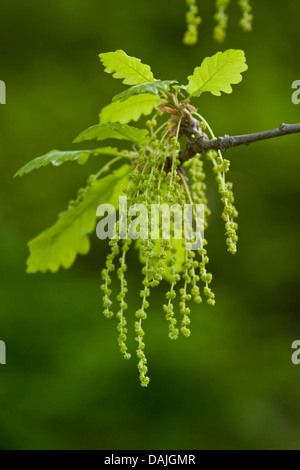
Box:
[180,123,300,164]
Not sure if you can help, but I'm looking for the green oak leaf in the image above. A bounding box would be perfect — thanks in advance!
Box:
[187,49,248,97]
[14,146,129,177]
[14,149,95,177]
[26,164,131,273]
[93,147,132,157]
[73,122,149,144]
[100,94,159,124]
[99,50,154,85]
[112,80,177,102]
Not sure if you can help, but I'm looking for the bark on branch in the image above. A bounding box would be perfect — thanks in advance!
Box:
[179,123,300,164]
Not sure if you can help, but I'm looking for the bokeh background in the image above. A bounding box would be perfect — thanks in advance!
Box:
[1,0,300,450]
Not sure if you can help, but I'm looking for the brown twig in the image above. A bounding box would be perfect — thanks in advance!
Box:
[179,123,300,164]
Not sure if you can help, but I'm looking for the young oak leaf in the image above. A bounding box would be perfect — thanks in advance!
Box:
[14,147,128,176]
[99,50,154,85]
[100,94,159,124]
[112,80,177,103]
[26,164,131,273]
[91,147,128,158]
[187,49,248,97]
[14,149,95,177]
[74,122,149,144]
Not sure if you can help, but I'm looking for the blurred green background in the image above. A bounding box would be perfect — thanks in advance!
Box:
[1,0,300,450]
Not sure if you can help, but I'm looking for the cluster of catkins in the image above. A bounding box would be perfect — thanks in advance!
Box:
[183,0,202,46]
[100,116,238,387]
[184,0,253,45]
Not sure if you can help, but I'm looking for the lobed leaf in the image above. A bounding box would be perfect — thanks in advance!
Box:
[14,149,94,177]
[112,80,177,102]
[26,164,131,273]
[93,147,129,157]
[74,122,149,144]
[100,94,159,124]
[99,50,154,85]
[187,49,248,97]
[14,146,129,176]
